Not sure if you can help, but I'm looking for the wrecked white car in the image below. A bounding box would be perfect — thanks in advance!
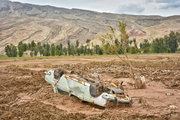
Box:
[45,68,132,107]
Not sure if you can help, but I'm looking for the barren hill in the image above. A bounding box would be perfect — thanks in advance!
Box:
[0,0,180,54]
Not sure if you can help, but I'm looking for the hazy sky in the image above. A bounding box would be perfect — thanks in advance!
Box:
[10,0,180,16]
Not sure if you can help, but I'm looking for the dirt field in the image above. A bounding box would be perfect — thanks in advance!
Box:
[0,54,180,120]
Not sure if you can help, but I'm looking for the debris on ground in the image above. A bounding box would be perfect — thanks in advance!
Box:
[169,105,178,110]
[0,55,180,119]
[45,68,132,107]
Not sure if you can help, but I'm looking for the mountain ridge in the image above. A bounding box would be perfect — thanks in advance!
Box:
[0,0,180,54]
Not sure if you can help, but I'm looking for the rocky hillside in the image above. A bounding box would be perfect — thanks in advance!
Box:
[0,0,180,54]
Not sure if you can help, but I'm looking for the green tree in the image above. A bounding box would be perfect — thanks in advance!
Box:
[12,45,17,57]
[104,42,111,54]
[5,44,17,57]
[18,41,24,57]
[5,45,11,57]
[30,51,33,57]
[94,45,104,55]
[67,40,71,56]
[100,21,145,88]
[132,38,138,52]
[80,45,84,55]
[75,40,80,55]
[140,39,151,53]
[71,45,75,56]
[152,38,168,53]
[27,43,31,50]
[94,45,99,54]
[31,40,36,51]
[59,43,63,56]
[43,43,50,56]
[99,48,103,55]
[55,44,60,56]
[34,46,38,56]
[130,46,137,54]
[84,46,87,55]
[63,47,67,55]
[23,43,28,51]
[75,40,79,48]
[166,31,178,53]
[37,42,43,55]
[51,44,56,56]
[39,46,43,55]
[86,39,91,51]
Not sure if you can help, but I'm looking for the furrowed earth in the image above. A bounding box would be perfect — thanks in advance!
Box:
[0,54,180,120]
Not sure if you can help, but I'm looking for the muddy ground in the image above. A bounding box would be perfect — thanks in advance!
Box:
[0,54,180,120]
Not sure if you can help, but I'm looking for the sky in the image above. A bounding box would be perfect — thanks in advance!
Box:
[10,0,180,16]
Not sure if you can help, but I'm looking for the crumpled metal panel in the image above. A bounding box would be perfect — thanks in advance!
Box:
[45,70,132,107]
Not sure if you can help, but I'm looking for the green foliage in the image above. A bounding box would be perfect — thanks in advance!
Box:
[51,44,56,56]
[140,39,151,53]
[75,40,80,55]
[12,45,17,57]
[151,31,179,53]
[43,43,50,56]
[34,47,38,56]
[132,39,138,51]
[18,41,25,57]
[94,45,103,55]
[30,51,33,57]
[166,31,178,53]
[152,38,167,53]
[31,40,36,51]
[5,44,17,57]
[71,45,75,56]
[76,40,79,48]
[63,47,67,55]
[130,46,138,54]
[80,45,84,55]
[103,42,111,54]
[5,45,11,57]
[67,40,71,56]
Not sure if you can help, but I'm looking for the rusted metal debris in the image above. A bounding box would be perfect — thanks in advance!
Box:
[45,68,132,107]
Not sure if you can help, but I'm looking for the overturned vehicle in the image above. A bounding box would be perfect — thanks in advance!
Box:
[45,68,132,107]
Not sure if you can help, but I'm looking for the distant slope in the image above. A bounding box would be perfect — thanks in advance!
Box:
[0,0,180,54]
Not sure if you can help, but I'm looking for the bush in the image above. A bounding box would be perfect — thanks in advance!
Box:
[130,46,138,54]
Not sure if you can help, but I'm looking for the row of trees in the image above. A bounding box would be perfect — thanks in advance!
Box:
[5,40,103,57]
[100,31,180,54]
[140,31,180,53]
[5,31,180,57]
